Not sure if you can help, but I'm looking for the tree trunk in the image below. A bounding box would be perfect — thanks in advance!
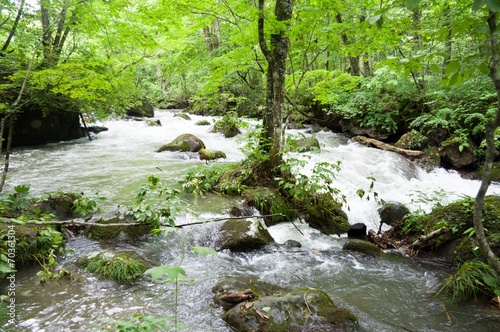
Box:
[1,0,25,55]
[473,10,500,275]
[258,0,294,169]
[335,13,360,76]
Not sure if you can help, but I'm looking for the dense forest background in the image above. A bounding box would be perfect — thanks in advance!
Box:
[1,0,498,165]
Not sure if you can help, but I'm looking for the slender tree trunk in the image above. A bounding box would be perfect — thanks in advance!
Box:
[473,10,500,275]
[335,13,360,76]
[0,117,14,193]
[1,0,25,55]
[258,0,294,169]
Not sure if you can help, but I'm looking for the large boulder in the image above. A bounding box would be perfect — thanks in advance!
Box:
[157,134,206,153]
[213,277,358,332]
[216,218,274,252]
[10,107,84,147]
[441,139,479,169]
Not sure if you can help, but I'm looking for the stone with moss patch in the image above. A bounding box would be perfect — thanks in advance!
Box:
[199,148,226,161]
[195,119,211,126]
[175,112,192,120]
[213,277,358,332]
[84,216,152,240]
[343,239,383,256]
[157,134,206,153]
[301,193,350,236]
[217,218,274,251]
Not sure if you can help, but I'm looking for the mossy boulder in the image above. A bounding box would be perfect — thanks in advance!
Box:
[195,119,211,126]
[378,202,410,227]
[211,120,241,138]
[343,239,383,257]
[199,148,226,161]
[78,250,149,284]
[145,119,162,127]
[213,277,358,332]
[245,187,297,227]
[84,216,152,240]
[175,112,192,120]
[216,218,274,252]
[302,193,350,236]
[157,134,206,153]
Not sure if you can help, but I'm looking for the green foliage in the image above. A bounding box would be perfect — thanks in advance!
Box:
[0,184,31,216]
[35,249,72,283]
[437,260,500,302]
[85,251,147,284]
[72,191,106,217]
[128,175,180,228]
[182,163,237,195]
[324,68,417,133]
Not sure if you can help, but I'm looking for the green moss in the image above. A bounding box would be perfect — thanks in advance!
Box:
[343,239,383,256]
[195,119,211,126]
[301,193,350,236]
[81,251,147,284]
[199,148,226,161]
[245,187,297,226]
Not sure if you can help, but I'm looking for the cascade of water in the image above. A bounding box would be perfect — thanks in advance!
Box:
[6,110,500,332]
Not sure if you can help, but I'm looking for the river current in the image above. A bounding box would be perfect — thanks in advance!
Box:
[4,110,500,331]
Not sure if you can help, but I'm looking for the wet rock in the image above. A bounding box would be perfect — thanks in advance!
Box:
[378,202,410,227]
[441,139,479,169]
[343,239,383,257]
[175,112,192,120]
[347,223,367,240]
[211,121,241,138]
[212,277,358,332]
[157,134,206,153]
[283,239,302,248]
[228,204,255,217]
[145,118,162,126]
[216,218,274,252]
[199,148,226,161]
[36,192,80,219]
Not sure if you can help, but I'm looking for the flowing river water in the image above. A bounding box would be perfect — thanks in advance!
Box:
[3,110,500,331]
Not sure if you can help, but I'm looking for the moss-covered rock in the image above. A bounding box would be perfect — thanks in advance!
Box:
[211,119,241,138]
[343,239,383,257]
[36,192,80,219]
[302,193,350,236]
[378,202,410,227]
[244,187,297,227]
[195,119,211,126]
[217,218,274,252]
[287,136,321,152]
[78,250,149,284]
[213,277,358,332]
[199,148,226,161]
[157,134,206,153]
[175,112,192,120]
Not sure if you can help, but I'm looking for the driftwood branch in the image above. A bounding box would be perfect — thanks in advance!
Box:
[411,227,450,250]
[1,214,286,229]
[351,136,423,159]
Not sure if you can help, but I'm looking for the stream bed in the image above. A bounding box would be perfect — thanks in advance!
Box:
[3,110,500,331]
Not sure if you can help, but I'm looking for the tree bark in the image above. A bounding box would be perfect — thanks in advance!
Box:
[335,13,360,76]
[258,0,294,169]
[473,10,500,275]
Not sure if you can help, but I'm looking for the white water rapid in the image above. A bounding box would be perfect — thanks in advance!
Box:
[4,110,500,331]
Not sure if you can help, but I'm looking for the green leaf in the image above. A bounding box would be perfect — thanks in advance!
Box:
[485,0,500,12]
[191,246,218,257]
[144,265,170,281]
[445,60,461,76]
[261,306,271,313]
[368,15,382,25]
[406,0,421,9]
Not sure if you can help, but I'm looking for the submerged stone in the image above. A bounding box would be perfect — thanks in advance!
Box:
[343,239,383,257]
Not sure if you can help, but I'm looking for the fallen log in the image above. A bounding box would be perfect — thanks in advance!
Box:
[410,227,450,250]
[351,135,423,159]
